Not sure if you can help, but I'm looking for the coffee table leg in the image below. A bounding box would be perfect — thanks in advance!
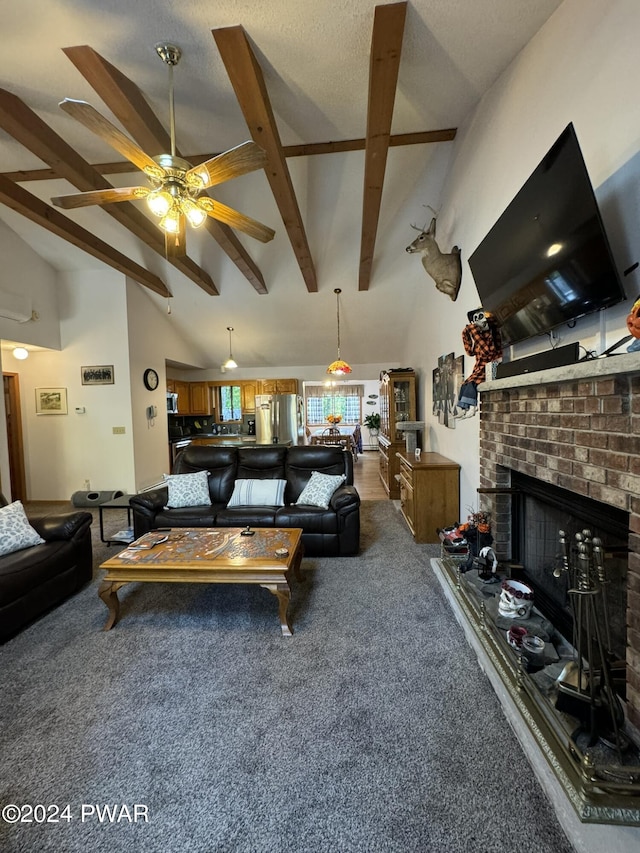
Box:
[262,583,293,636]
[291,545,304,583]
[98,581,125,630]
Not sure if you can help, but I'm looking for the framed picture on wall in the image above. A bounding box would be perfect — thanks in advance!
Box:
[81,365,114,385]
[35,388,68,415]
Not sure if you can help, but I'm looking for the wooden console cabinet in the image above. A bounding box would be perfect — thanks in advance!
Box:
[396,451,460,543]
[378,370,416,498]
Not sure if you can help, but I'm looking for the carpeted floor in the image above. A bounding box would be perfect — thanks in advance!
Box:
[0,501,574,853]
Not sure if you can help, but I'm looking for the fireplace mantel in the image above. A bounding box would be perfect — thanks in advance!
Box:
[481,349,640,392]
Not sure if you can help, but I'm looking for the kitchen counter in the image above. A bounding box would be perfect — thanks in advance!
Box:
[189,435,256,445]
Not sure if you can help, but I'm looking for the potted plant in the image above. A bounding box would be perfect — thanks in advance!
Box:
[363,413,380,434]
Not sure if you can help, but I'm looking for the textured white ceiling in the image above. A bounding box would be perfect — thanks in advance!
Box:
[0,0,564,369]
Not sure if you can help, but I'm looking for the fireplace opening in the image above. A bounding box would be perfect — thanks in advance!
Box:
[509,470,629,665]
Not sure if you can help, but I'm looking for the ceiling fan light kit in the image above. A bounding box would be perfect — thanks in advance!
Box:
[49,42,274,254]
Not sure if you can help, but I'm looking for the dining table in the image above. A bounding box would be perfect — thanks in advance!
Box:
[309,425,361,458]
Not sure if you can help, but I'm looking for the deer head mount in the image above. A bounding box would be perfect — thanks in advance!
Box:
[406,217,462,302]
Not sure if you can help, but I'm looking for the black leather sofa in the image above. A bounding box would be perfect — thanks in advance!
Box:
[0,497,93,643]
[130,445,361,557]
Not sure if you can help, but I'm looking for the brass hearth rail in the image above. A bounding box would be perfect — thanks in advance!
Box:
[436,556,640,826]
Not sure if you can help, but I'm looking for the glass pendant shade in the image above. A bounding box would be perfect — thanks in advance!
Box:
[326,288,352,375]
[182,198,207,228]
[223,326,238,369]
[159,206,182,234]
[327,359,352,376]
[147,189,173,217]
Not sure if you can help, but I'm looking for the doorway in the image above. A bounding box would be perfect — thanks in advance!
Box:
[3,373,26,501]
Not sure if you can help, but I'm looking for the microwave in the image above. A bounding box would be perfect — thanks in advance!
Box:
[167,392,178,414]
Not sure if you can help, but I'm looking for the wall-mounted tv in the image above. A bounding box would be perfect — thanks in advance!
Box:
[468,123,626,346]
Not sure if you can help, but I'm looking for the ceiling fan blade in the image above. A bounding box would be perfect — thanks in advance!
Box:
[59,99,164,178]
[164,217,187,258]
[200,198,275,243]
[51,186,148,210]
[186,141,267,190]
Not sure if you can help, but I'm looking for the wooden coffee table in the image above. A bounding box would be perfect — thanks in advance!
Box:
[98,527,304,636]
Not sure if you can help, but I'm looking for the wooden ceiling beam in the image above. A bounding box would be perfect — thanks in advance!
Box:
[359,1,407,291]
[62,45,172,157]
[204,219,268,294]
[0,87,218,295]
[0,174,170,297]
[62,44,267,294]
[213,25,318,293]
[2,128,457,182]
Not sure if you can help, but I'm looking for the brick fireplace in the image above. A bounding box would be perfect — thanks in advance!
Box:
[478,356,640,731]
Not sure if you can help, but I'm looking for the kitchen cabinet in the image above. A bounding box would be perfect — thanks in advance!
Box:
[259,378,298,395]
[378,370,416,498]
[173,380,191,415]
[166,379,175,393]
[189,382,212,415]
[241,380,258,412]
[397,451,460,544]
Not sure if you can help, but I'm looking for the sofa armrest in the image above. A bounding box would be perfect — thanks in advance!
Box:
[31,511,93,542]
[330,485,360,512]
[129,488,169,514]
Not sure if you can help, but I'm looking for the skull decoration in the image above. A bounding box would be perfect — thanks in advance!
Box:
[498,579,534,619]
[470,309,489,331]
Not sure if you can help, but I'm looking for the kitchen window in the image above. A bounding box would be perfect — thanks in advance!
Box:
[219,385,242,421]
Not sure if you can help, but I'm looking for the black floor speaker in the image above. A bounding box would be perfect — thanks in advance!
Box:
[495,342,580,379]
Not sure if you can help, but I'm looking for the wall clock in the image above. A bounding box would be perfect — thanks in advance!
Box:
[143,368,159,391]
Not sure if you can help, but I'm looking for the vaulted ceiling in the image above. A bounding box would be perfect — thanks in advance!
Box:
[0,0,563,369]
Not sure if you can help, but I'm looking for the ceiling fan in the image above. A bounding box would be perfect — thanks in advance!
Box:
[51,42,275,255]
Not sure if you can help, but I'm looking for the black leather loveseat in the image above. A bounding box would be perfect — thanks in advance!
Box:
[0,497,93,643]
[130,445,360,557]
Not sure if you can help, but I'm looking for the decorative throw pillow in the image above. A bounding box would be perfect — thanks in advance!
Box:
[295,471,346,509]
[227,479,287,508]
[163,471,211,509]
[0,500,45,556]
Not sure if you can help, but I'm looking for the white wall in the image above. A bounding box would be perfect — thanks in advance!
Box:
[3,268,205,500]
[0,219,62,497]
[404,0,640,515]
[126,279,206,490]
[0,219,61,350]
[15,270,136,499]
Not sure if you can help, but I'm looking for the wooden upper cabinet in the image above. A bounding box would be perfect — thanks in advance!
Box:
[173,380,190,415]
[241,380,258,412]
[259,378,298,395]
[189,382,212,415]
[166,378,175,393]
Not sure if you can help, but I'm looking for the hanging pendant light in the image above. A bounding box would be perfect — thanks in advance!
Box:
[327,288,352,375]
[223,326,238,369]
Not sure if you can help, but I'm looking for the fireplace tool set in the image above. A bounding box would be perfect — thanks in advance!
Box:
[554,528,627,758]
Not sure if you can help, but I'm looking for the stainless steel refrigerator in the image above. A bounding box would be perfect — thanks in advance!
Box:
[255,394,304,445]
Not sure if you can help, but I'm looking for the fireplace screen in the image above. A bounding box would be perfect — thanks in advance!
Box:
[510,471,628,662]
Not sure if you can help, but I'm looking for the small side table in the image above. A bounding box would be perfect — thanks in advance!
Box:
[98,494,135,546]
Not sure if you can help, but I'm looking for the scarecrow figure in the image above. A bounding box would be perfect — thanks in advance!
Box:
[627,297,640,352]
[456,309,502,417]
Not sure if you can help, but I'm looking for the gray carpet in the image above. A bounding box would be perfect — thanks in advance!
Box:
[0,501,574,853]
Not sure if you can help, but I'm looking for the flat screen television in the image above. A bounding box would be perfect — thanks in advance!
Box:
[468,123,626,346]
